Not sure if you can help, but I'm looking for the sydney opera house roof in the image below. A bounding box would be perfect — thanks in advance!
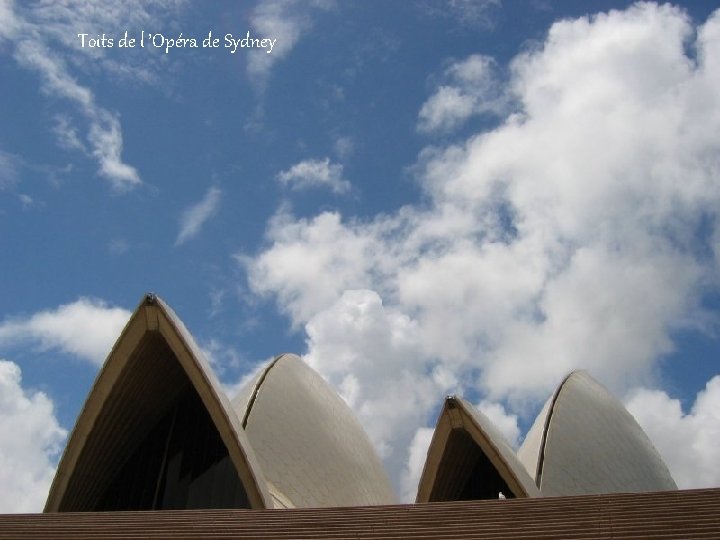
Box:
[517,370,678,496]
[40,292,686,530]
[45,294,272,512]
[231,353,396,508]
[417,395,540,502]
[45,294,394,512]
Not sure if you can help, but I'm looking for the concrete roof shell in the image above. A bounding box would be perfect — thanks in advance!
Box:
[232,354,397,508]
[416,396,541,502]
[517,370,677,496]
[44,294,272,512]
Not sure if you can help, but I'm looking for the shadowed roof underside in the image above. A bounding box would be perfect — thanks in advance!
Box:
[417,396,540,502]
[517,370,677,496]
[45,294,271,512]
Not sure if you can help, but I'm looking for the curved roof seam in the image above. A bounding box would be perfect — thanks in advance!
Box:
[241,353,285,429]
[535,371,576,488]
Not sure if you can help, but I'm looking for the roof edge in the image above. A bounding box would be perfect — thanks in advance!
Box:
[45,293,272,512]
[416,395,540,503]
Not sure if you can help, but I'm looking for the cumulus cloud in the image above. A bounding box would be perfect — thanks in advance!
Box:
[0,1,186,189]
[626,376,720,489]
[276,158,350,194]
[244,4,720,496]
[176,187,222,245]
[245,211,379,323]
[248,0,334,89]
[418,54,506,133]
[0,298,131,364]
[0,359,66,513]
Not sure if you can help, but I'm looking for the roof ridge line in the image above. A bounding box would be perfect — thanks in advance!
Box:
[535,371,578,488]
[241,354,287,428]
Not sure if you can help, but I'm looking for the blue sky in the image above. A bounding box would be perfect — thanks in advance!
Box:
[1,0,720,511]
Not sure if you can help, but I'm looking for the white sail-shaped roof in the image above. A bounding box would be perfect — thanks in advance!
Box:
[517,370,677,496]
[232,354,396,508]
[417,396,540,502]
[45,294,271,512]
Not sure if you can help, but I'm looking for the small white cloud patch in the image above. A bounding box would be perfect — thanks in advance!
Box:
[248,0,334,90]
[176,187,222,245]
[418,54,506,134]
[276,157,350,194]
[0,298,131,365]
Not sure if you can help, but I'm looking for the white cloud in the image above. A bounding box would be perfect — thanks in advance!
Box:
[248,0,334,89]
[401,427,434,502]
[244,4,720,497]
[18,193,34,208]
[476,400,520,448]
[276,158,350,194]
[0,0,20,41]
[0,1,187,189]
[418,54,506,133]
[0,359,66,513]
[200,338,242,375]
[0,298,131,364]
[176,187,222,245]
[245,211,377,323]
[19,0,184,82]
[53,115,86,153]
[12,34,140,191]
[626,376,720,489]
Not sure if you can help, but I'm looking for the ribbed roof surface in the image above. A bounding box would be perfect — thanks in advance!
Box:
[4,488,719,539]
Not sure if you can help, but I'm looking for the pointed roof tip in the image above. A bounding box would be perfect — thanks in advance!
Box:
[45,294,272,512]
[555,369,587,393]
[417,396,540,503]
[564,368,591,381]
